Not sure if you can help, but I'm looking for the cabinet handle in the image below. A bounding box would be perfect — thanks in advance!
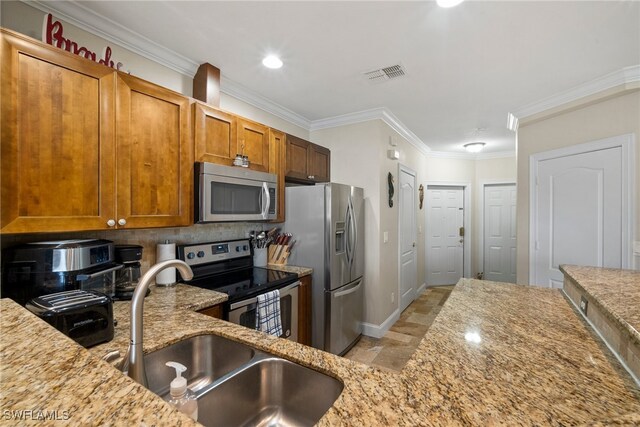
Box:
[107,219,116,227]
[118,218,127,226]
[308,175,315,180]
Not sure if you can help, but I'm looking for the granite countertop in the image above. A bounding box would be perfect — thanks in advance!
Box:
[1,278,639,425]
[266,263,313,277]
[560,265,640,346]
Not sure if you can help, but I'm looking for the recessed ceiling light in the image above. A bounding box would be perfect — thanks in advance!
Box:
[464,142,486,153]
[262,55,283,69]
[437,0,464,8]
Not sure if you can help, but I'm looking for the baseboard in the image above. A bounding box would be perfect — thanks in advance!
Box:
[416,282,427,295]
[361,309,400,339]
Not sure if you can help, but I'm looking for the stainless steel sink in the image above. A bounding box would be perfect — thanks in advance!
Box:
[143,334,343,426]
[144,334,255,397]
[196,355,344,427]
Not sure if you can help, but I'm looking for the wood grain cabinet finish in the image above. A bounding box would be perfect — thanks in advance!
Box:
[116,73,193,229]
[269,129,286,223]
[285,134,330,184]
[193,102,272,173]
[197,304,223,319]
[297,275,312,346]
[1,29,116,233]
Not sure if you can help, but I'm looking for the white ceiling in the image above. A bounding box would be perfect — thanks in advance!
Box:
[60,1,640,153]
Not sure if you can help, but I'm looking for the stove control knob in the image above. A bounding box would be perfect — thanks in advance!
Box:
[235,246,241,252]
[187,252,195,260]
[197,251,205,258]
[243,245,249,251]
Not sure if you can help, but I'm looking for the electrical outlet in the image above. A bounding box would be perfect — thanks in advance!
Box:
[391,292,395,303]
[580,296,588,315]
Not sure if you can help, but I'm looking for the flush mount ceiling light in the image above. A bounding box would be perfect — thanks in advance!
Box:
[437,0,464,8]
[464,142,486,153]
[262,55,283,69]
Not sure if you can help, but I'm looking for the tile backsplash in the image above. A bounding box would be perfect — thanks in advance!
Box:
[1,223,273,272]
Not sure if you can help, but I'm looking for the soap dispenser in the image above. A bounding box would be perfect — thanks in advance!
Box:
[165,361,198,421]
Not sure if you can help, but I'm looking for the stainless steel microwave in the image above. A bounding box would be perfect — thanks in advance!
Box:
[195,162,277,222]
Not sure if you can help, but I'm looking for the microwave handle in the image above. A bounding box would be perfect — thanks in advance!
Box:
[261,182,271,219]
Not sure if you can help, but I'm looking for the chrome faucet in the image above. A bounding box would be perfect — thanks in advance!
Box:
[124,259,193,388]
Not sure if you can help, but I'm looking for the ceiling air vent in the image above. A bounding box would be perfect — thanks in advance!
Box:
[363,64,407,84]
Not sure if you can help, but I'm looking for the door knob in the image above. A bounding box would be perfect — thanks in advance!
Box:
[107,219,116,227]
[118,218,127,226]
[412,242,416,247]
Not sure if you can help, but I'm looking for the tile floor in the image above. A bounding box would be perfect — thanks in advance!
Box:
[343,285,454,372]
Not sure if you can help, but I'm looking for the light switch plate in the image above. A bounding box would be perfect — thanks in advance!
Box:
[580,296,588,316]
[383,231,389,243]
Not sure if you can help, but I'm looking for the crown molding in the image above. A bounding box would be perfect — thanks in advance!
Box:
[310,107,431,154]
[512,65,640,121]
[426,150,515,160]
[220,77,312,130]
[27,0,200,76]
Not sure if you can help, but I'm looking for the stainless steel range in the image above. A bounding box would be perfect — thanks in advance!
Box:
[177,239,299,341]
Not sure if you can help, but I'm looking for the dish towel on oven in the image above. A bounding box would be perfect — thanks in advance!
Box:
[255,290,283,337]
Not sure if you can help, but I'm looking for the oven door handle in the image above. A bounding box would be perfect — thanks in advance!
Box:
[76,264,123,281]
[229,280,300,311]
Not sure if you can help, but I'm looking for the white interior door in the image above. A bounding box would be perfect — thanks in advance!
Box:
[483,184,517,283]
[426,186,464,286]
[533,146,623,288]
[399,166,417,312]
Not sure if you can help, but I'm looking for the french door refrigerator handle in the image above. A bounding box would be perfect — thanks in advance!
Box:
[344,202,353,265]
[334,279,362,298]
[348,196,357,268]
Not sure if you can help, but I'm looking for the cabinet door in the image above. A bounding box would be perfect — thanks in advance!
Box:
[269,129,286,222]
[308,144,331,183]
[297,275,312,346]
[237,118,270,172]
[116,73,192,228]
[285,134,310,181]
[1,30,116,233]
[193,102,237,166]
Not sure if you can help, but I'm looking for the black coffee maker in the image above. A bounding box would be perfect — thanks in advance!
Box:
[114,245,144,300]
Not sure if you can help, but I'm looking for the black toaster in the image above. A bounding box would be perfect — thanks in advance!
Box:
[26,290,114,348]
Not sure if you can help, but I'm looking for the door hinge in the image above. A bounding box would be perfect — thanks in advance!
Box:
[459,227,465,237]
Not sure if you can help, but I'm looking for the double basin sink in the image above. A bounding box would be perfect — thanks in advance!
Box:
[143,334,344,426]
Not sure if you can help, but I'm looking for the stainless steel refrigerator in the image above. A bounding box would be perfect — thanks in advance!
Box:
[285,183,364,355]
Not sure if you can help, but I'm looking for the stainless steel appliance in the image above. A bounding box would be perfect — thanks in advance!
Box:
[1,239,121,305]
[177,239,299,341]
[25,289,114,347]
[195,162,277,223]
[284,183,364,355]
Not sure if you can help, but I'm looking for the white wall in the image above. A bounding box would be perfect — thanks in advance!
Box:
[516,88,640,284]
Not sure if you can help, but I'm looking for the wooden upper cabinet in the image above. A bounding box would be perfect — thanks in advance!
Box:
[269,129,286,222]
[193,102,272,173]
[193,102,237,165]
[237,118,270,172]
[1,29,116,233]
[308,144,331,183]
[115,73,193,229]
[285,134,331,184]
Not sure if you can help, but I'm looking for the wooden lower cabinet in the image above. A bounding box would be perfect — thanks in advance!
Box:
[297,275,312,346]
[197,304,224,319]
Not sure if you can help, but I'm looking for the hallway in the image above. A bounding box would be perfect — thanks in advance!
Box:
[344,285,454,372]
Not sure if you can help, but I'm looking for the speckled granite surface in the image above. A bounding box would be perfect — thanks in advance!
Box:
[2,278,639,426]
[560,265,640,345]
[266,264,313,277]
